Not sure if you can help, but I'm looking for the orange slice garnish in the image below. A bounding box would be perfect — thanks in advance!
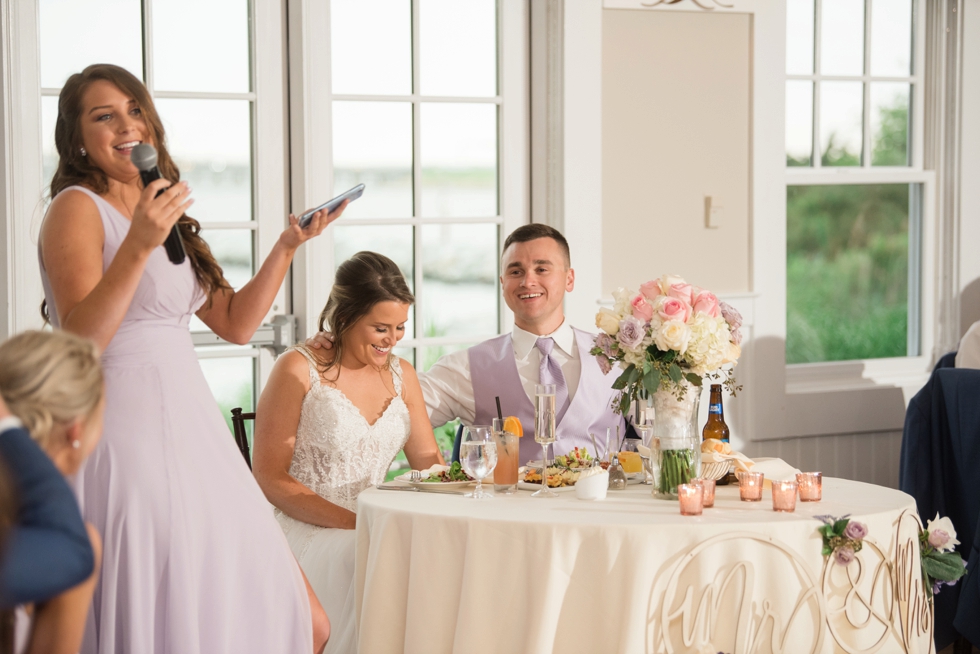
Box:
[503,416,523,437]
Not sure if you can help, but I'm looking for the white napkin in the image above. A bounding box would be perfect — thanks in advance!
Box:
[702,449,755,472]
[743,457,802,486]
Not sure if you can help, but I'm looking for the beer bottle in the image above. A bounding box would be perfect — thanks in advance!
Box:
[702,384,732,484]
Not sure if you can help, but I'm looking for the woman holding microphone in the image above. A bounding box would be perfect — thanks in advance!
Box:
[39,64,338,654]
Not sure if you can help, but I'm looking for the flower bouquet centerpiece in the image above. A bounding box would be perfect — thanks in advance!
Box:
[591,274,743,498]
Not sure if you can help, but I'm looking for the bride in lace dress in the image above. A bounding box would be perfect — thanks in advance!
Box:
[253,251,445,653]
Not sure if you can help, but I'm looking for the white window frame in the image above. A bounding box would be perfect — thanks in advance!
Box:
[782,0,936,438]
[287,0,529,352]
[0,0,290,395]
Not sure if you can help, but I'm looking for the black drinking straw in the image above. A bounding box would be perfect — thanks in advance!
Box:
[495,396,503,421]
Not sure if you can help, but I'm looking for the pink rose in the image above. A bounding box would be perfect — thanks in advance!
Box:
[658,297,691,323]
[639,280,661,301]
[631,294,654,322]
[692,291,721,318]
[596,353,613,375]
[834,547,855,566]
[668,283,694,305]
[928,529,950,549]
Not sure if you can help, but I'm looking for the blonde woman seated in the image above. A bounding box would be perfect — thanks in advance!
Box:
[0,330,105,654]
[253,251,444,653]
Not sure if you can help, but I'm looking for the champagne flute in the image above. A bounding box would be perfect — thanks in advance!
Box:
[532,384,558,498]
[460,425,497,499]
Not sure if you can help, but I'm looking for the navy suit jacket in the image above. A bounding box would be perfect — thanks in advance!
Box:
[900,367,980,649]
[0,426,94,607]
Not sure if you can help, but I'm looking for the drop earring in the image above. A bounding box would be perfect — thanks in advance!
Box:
[72,439,81,449]
[80,147,87,157]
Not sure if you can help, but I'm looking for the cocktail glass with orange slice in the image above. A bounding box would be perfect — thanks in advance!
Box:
[492,416,522,494]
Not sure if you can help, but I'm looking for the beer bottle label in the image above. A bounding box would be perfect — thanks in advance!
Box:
[709,403,722,415]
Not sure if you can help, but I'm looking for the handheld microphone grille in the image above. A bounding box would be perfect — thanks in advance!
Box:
[130,143,158,172]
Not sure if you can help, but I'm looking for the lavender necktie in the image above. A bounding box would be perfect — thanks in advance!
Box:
[536,337,569,422]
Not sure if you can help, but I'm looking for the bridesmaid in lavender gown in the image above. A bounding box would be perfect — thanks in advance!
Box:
[37,64,341,654]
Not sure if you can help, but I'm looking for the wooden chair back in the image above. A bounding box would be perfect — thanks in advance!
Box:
[230,407,255,469]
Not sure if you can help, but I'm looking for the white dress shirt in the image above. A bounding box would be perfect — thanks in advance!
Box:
[0,416,23,434]
[955,320,980,369]
[420,321,582,427]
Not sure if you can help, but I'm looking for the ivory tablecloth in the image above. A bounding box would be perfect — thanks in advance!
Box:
[355,479,932,654]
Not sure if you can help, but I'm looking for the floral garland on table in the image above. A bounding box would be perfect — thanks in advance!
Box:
[816,515,867,565]
[591,274,743,415]
[817,513,968,596]
[920,513,968,597]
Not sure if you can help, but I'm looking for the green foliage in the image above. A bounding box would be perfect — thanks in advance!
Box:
[921,552,966,581]
[786,184,910,363]
[872,103,909,166]
[787,98,912,364]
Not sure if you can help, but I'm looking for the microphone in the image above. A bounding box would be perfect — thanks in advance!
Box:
[130,143,186,265]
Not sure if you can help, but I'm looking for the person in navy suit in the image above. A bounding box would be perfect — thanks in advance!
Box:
[0,330,104,654]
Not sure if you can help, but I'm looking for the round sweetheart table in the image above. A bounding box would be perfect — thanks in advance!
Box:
[354,478,933,654]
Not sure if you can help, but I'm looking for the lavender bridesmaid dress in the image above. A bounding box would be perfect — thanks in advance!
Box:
[39,186,312,654]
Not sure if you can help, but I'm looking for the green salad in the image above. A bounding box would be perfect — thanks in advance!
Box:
[421,461,473,483]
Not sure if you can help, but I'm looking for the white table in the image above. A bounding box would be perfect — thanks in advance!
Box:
[355,479,933,654]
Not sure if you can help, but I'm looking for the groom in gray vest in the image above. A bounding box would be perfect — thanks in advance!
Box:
[421,224,625,465]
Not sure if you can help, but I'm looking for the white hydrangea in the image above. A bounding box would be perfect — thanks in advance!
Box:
[683,313,730,375]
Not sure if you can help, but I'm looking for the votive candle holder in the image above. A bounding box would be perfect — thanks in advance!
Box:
[771,480,798,512]
[692,478,716,508]
[739,472,764,502]
[678,483,703,516]
[796,472,823,502]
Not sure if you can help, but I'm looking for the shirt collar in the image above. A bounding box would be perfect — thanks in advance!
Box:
[512,320,576,360]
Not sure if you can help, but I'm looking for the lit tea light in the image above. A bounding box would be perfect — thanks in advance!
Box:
[678,483,704,516]
[796,472,823,502]
[692,478,716,508]
[771,480,798,512]
[739,471,764,502]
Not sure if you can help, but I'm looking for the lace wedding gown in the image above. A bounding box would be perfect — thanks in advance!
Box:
[276,347,411,654]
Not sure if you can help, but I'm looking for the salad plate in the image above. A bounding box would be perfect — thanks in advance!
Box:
[395,463,475,488]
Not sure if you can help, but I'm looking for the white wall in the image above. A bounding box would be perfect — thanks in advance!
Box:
[960,0,980,334]
[601,9,752,296]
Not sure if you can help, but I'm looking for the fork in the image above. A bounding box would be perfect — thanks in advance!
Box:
[410,469,422,483]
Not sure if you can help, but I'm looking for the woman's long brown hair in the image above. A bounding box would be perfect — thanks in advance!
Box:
[42,64,229,321]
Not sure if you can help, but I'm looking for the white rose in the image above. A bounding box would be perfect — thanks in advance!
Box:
[595,308,621,335]
[655,320,691,354]
[721,341,741,366]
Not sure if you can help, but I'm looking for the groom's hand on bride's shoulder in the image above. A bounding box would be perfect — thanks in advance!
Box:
[306,331,335,350]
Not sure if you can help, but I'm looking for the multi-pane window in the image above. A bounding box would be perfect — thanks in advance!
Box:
[785,0,923,364]
[329,0,502,376]
[39,0,259,432]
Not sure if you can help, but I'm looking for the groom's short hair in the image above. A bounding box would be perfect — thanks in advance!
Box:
[502,224,571,268]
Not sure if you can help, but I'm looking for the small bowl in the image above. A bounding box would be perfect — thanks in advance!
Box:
[698,460,733,481]
[575,470,609,500]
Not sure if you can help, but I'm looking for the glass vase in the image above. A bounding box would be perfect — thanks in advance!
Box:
[653,381,702,499]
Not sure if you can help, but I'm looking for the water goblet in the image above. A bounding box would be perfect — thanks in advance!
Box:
[532,384,558,498]
[460,425,497,500]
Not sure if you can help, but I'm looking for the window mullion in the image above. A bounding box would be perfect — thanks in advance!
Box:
[142,0,154,89]
[863,0,873,167]
[812,0,822,168]
[412,0,424,349]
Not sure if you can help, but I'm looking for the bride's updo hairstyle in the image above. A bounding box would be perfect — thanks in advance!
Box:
[316,251,414,375]
[0,331,104,449]
[44,63,230,321]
